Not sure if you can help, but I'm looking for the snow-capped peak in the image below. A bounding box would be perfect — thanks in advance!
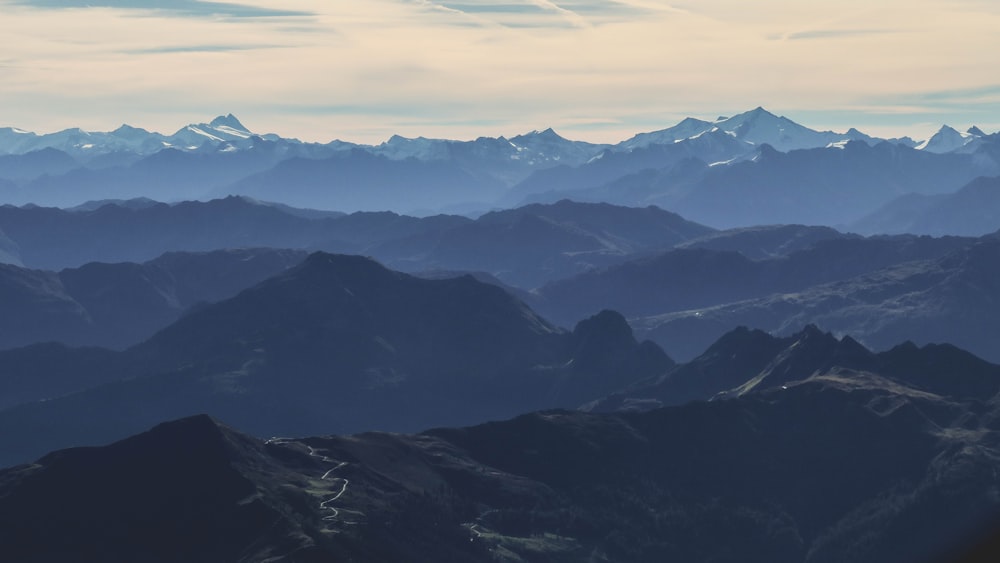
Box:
[617,116,715,151]
[209,114,250,133]
[917,124,979,153]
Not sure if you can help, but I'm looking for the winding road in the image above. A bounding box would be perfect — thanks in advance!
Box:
[266,437,365,526]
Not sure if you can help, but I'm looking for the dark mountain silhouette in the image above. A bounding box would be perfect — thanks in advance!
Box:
[0,253,671,467]
[851,176,1000,236]
[4,335,1000,562]
[636,237,1000,365]
[0,248,307,350]
[0,415,340,563]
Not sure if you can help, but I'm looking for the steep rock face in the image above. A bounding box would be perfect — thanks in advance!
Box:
[0,253,671,467]
[558,310,675,402]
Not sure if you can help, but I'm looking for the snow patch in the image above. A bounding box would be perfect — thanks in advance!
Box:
[186,126,223,142]
[214,125,251,139]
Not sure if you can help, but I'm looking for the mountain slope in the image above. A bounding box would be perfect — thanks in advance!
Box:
[0,252,671,466]
[673,141,997,228]
[534,233,970,333]
[0,248,307,350]
[851,176,1000,236]
[225,149,507,213]
[374,199,715,288]
[636,237,1000,364]
[4,342,1000,563]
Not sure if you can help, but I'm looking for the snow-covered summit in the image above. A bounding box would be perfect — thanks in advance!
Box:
[169,114,259,148]
[712,107,848,152]
[618,107,874,154]
[917,125,982,153]
[373,135,451,160]
[617,117,715,151]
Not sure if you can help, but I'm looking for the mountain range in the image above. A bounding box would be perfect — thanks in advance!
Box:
[631,236,1000,365]
[3,325,1000,562]
[8,197,1000,367]
[531,230,978,357]
[3,109,998,232]
[0,197,714,288]
[5,107,1000,561]
[0,252,671,467]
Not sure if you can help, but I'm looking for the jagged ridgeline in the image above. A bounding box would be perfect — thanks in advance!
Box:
[2,109,998,231]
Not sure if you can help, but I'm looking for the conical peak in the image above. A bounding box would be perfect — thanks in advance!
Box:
[209,114,248,132]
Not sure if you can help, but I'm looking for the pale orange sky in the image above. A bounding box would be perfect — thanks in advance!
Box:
[0,0,998,143]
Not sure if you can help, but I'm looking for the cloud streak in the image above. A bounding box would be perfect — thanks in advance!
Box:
[8,0,312,18]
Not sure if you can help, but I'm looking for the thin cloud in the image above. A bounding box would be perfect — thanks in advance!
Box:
[784,28,895,40]
[9,0,312,18]
[121,44,284,54]
[525,0,588,27]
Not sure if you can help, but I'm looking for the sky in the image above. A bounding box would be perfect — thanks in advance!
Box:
[0,0,998,144]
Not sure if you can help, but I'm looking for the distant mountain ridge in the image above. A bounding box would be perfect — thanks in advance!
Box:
[0,197,714,288]
[0,108,950,160]
[851,176,1000,236]
[2,107,998,230]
